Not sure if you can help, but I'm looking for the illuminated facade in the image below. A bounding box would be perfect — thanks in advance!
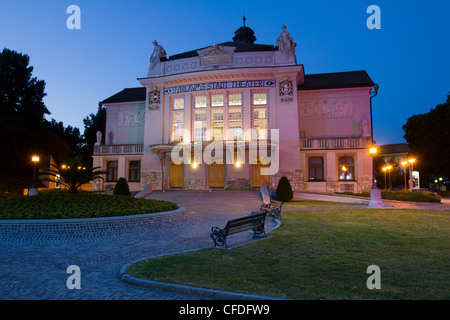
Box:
[92,22,377,193]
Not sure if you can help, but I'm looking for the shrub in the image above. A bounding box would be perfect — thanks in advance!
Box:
[276,176,294,202]
[113,178,131,196]
[0,190,178,219]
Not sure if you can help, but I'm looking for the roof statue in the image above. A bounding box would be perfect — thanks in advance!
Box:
[150,40,167,69]
[277,25,296,59]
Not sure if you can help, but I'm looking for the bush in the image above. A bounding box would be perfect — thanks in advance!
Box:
[276,176,294,202]
[381,190,441,202]
[0,190,178,219]
[113,178,131,196]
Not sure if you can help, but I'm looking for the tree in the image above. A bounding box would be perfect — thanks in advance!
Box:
[82,103,106,155]
[402,92,450,185]
[41,155,106,194]
[0,48,55,195]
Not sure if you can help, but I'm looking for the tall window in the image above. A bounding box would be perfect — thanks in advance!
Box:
[229,108,243,140]
[211,109,224,141]
[129,161,141,182]
[339,156,355,180]
[171,97,184,142]
[193,109,206,142]
[252,92,268,140]
[107,161,118,182]
[308,157,324,181]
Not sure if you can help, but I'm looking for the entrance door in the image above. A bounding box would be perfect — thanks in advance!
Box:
[252,164,270,188]
[170,163,184,188]
[209,164,225,188]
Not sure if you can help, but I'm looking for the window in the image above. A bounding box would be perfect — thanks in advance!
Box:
[193,109,206,142]
[229,108,243,140]
[211,94,224,107]
[107,161,118,182]
[252,92,268,140]
[339,156,355,180]
[308,157,324,181]
[173,97,185,110]
[253,93,267,105]
[129,161,140,182]
[253,108,267,140]
[194,95,206,108]
[211,109,224,141]
[228,93,242,106]
[171,97,184,142]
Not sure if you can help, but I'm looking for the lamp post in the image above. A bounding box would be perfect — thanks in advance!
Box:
[369,147,377,188]
[383,167,388,190]
[408,158,416,191]
[368,146,383,208]
[401,161,408,190]
[30,155,40,196]
[387,165,392,190]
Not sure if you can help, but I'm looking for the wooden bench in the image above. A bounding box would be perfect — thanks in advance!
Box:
[260,200,285,221]
[210,212,267,249]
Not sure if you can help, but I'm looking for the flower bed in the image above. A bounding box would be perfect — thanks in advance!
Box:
[0,190,178,220]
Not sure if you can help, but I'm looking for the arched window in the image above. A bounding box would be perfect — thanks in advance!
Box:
[339,156,354,180]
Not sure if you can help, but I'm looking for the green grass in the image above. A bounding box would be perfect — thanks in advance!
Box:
[284,200,364,207]
[0,190,178,219]
[127,209,450,299]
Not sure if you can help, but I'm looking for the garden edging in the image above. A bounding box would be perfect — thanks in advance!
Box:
[0,206,186,244]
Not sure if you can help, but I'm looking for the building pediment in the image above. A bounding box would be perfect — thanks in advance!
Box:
[197,44,235,69]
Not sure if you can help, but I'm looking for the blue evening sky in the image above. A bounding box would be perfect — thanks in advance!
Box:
[1,0,449,145]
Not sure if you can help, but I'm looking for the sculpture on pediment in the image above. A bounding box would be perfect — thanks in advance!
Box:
[277,25,296,59]
[150,40,167,69]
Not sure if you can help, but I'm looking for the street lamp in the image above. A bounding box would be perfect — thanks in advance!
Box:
[383,166,392,190]
[369,147,377,188]
[30,155,40,196]
[401,161,408,190]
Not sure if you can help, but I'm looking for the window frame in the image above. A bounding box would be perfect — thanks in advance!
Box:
[338,156,355,181]
[106,161,118,182]
[128,160,141,182]
[308,156,325,181]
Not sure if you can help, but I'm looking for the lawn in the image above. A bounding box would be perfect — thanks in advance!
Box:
[0,190,178,219]
[127,208,450,299]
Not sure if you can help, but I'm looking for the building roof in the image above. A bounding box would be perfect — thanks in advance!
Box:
[378,143,410,155]
[298,70,374,90]
[101,71,375,104]
[167,41,276,61]
[102,87,146,104]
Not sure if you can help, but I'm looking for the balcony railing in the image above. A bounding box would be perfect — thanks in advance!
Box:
[300,137,371,150]
[93,144,144,156]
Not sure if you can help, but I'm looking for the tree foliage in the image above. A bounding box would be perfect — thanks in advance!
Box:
[402,93,450,185]
[0,48,70,195]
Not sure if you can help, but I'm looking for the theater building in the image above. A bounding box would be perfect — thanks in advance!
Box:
[92,22,377,194]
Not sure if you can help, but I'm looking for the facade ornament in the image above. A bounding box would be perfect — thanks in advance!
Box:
[148,86,160,109]
[277,25,296,59]
[150,40,167,69]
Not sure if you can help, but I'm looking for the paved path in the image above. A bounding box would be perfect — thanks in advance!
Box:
[0,191,267,300]
[1,191,448,300]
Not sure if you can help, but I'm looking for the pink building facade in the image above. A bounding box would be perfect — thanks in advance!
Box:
[92,23,377,194]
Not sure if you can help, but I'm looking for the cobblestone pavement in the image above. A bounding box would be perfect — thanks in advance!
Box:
[0,191,268,300]
[1,191,448,300]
